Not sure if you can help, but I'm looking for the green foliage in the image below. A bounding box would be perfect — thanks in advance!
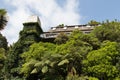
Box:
[20,59,38,77]
[92,20,120,42]
[21,42,56,61]
[58,59,69,66]
[54,32,68,44]
[66,74,83,80]
[21,30,95,79]
[0,48,6,79]
[0,48,6,62]
[5,21,42,79]
[66,75,99,80]
[21,42,56,79]
[22,23,43,36]
[41,66,48,73]
[57,24,64,27]
[88,20,100,26]
[83,41,119,79]
[4,19,120,80]
[0,9,7,30]
[0,33,8,50]
[88,77,99,80]
[69,29,100,50]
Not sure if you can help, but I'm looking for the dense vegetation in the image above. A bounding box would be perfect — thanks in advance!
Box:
[1,9,120,80]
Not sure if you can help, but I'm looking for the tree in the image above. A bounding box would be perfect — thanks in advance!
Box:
[69,29,100,50]
[0,9,8,79]
[92,20,120,42]
[54,32,68,44]
[21,40,91,80]
[57,24,64,27]
[5,18,42,79]
[0,9,7,30]
[0,33,8,50]
[88,20,100,26]
[0,48,6,79]
[21,42,57,80]
[5,18,120,80]
[83,41,119,79]
[0,9,8,50]
[20,30,94,79]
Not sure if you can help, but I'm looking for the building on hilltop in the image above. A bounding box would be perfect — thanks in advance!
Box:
[23,16,97,42]
[41,24,95,38]
[22,15,43,43]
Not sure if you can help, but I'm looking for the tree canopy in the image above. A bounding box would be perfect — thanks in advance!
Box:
[0,9,7,30]
[1,18,120,80]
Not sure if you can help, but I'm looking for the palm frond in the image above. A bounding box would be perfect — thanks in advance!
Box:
[0,9,7,30]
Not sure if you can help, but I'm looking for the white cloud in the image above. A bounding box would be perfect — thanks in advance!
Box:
[1,0,81,44]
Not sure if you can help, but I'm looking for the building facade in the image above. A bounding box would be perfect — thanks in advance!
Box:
[23,16,96,42]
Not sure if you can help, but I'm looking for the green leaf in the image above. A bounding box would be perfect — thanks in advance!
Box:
[50,62,56,67]
[71,67,77,74]
[45,60,51,64]
[41,66,48,73]
[34,61,43,67]
[31,68,38,74]
[58,59,69,66]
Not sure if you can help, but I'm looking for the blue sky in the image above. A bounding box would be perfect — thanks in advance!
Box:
[0,0,120,44]
[79,0,120,23]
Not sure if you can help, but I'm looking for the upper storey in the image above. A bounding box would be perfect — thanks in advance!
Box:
[48,25,95,33]
[21,16,43,40]
[23,15,41,27]
[22,15,43,33]
[40,24,98,39]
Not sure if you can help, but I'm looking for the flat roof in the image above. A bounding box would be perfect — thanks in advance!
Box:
[23,15,41,26]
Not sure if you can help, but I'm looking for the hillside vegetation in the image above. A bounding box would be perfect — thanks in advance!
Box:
[1,19,120,80]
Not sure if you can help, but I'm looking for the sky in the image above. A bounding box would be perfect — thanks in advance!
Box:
[0,0,120,44]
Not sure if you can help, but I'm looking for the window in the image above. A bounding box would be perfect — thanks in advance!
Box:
[52,27,56,30]
[63,27,67,29]
[75,26,79,28]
